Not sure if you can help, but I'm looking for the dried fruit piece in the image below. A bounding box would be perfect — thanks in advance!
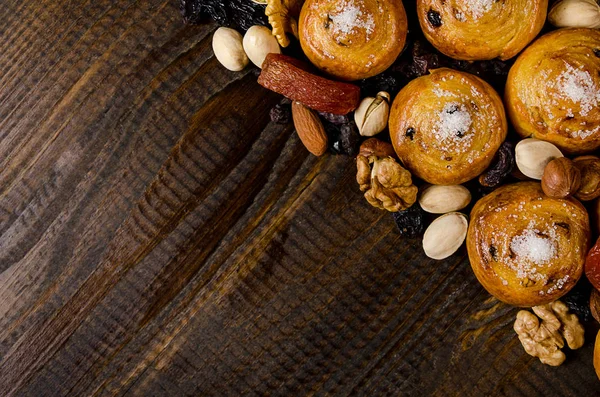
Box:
[586,237,600,291]
[392,204,426,238]
[479,141,515,188]
[329,123,360,157]
[258,54,361,114]
[180,0,268,31]
[291,101,328,156]
[270,98,292,124]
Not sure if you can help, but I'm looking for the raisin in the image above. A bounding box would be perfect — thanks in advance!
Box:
[392,204,425,238]
[594,49,600,58]
[405,127,415,140]
[479,141,515,188]
[359,72,404,97]
[270,98,292,124]
[330,122,360,156]
[180,0,268,31]
[319,112,350,125]
[396,40,440,79]
[562,279,593,323]
[427,9,442,27]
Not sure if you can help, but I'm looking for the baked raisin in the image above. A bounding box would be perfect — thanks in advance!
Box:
[427,9,442,27]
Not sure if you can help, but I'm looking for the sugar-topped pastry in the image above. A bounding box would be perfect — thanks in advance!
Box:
[468,182,590,307]
[417,0,547,61]
[389,68,507,185]
[298,0,408,81]
[506,28,600,154]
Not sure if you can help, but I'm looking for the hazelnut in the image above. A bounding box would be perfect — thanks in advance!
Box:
[574,155,600,201]
[541,157,581,198]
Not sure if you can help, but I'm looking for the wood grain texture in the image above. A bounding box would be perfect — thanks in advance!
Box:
[0,0,598,396]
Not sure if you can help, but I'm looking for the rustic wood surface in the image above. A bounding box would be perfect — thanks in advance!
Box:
[0,0,598,395]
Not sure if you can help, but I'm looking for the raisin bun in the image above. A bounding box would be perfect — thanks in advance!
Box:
[468,182,590,307]
[417,0,547,61]
[389,68,507,185]
[506,28,600,154]
[299,0,407,81]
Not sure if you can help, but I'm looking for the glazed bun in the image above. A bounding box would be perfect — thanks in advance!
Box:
[299,0,407,81]
[506,28,600,154]
[417,0,547,61]
[468,182,590,307]
[389,68,507,185]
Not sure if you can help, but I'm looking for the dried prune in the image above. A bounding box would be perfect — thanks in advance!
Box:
[392,204,425,238]
[479,141,515,188]
[270,98,292,124]
[180,0,268,31]
[319,112,350,125]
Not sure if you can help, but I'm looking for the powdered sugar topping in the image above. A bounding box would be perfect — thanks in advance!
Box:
[455,0,494,21]
[329,0,375,41]
[510,227,557,266]
[433,102,474,152]
[555,63,599,117]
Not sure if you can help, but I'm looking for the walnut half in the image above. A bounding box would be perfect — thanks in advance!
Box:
[265,0,305,47]
[514,300,584,366]
[356,139,418,212]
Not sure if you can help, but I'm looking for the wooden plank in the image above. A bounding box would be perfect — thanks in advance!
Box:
[0,0,597,395]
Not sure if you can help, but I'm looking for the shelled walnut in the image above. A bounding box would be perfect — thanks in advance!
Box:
[514,301,584,366]
[356,139,418,212]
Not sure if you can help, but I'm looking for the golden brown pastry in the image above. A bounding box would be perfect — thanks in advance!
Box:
[417,0,547,61]
[595,330,600,380]
[506,28,600,154]
[298,0,407,81]
[468,182,590,307]
[389,68,507,185]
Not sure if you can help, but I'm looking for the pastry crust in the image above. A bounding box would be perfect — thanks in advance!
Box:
[506,28,600,155]
[298,0,407,81]
[417,0,547,61]
[467,182,590,307]
[389,68,507,185]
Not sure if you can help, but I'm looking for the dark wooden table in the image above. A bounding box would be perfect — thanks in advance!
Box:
[0,0,598,395]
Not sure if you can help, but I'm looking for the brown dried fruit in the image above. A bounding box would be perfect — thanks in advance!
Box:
[479,141,515,188]
[541,157,581,198]
[358,138,396,158]
[258,54,361,114]
[574,155,600,201]
[291,102,328,156]
[591,289,600,323]
[356,140,418,212]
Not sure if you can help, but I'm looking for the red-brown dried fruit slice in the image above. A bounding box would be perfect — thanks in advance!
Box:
[258,54,361,115]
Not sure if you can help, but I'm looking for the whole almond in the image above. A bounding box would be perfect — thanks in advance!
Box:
[291,101,328,156]
[419,185,471,214]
